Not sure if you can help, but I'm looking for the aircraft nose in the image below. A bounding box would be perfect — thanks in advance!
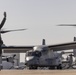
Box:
[25,56,35,65]
[25,56,39,65]
[26,56,34,61]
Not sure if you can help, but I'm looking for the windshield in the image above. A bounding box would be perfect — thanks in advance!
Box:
[26,52,34,56]
[26,51,41,57]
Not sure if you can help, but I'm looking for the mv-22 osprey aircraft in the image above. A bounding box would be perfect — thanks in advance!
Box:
[2,12,76,70]
[0,12,26,69]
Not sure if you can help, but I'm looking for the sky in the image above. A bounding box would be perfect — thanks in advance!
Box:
[0,0,76,62]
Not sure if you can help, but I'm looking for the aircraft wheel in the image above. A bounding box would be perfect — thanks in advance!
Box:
[33,66,37,69]
[0,65,3,70]
[49,66,55,70]
[57,64,62,69]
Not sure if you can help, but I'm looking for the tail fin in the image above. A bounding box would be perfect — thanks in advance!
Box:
[73,37,76,57]
[74,37,76,41]
[42,39,46,45]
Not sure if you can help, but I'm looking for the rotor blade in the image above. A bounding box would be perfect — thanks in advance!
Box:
[1,29,27,34]
[0,12,6,29]
[57,24,76,26]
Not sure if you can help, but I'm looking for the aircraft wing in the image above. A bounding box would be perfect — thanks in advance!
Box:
[2,41,76,53]
[2,46,34,53]
[48,41,76,51]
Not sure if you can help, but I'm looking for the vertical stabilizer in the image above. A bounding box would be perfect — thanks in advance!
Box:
[74,37,76,41]
[42,39,46,45]
[73,37,76,57]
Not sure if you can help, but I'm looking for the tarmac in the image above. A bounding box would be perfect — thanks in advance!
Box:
[0,70,76,75]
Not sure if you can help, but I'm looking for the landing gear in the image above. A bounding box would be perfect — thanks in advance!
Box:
[57,64,62,69]
[48,64,62,70]
[0,46,2,70]
[0,64,3,70]
[29,66,37,69]
[49,66,55,69]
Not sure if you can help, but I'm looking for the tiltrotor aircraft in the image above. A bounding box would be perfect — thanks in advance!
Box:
[25,39,63,69]
[0,12,26,69]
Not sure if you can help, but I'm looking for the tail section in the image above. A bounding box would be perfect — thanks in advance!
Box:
[42,39,46,45]
[74,37,76,41]
[73,37,76,57]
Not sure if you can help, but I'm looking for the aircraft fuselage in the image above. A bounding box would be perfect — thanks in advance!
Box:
[25,45,62,69]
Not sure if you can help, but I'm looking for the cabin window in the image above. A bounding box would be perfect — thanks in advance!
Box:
[26,51,41,57]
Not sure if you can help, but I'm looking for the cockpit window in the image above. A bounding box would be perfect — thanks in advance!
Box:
[34,51,41,57]
[42,47,48,50]
[26,52,33,56]
[26,51,41,57]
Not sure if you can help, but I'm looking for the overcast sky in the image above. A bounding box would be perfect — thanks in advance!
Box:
[0,0,76,62]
